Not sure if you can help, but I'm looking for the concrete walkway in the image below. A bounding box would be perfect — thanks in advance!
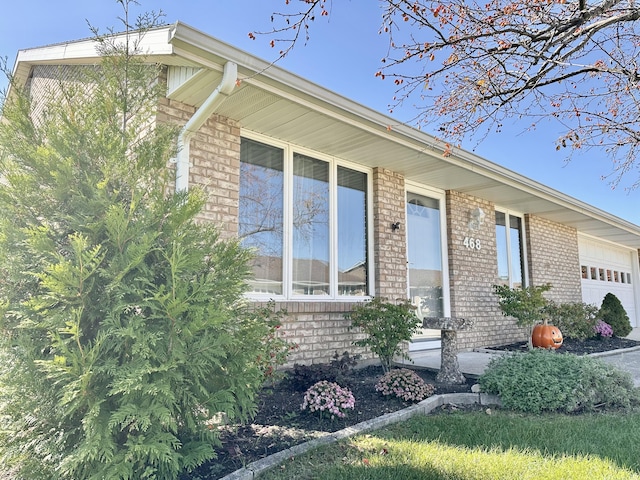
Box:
[401,328,640,386]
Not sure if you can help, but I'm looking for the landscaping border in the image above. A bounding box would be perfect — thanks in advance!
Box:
[220,392,501,480]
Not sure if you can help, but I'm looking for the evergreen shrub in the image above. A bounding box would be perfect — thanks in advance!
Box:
[479,349,639,414]
[599,293,632,337]
[0,7,292,479]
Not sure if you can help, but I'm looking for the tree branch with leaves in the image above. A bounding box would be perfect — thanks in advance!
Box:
[253,0,640,188]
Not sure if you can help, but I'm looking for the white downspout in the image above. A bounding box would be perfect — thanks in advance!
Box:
[175,61,238,192]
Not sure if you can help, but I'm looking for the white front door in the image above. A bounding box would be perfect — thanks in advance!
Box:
[406,190,449,350]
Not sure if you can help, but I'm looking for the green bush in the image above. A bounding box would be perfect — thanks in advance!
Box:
[545,301,599,341]
[479,350,639,414]
[493,283,552,328]
[347,297,420,373]
[600,293,632,337]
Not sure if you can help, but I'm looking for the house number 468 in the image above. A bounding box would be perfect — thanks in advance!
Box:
[463,237,481,250]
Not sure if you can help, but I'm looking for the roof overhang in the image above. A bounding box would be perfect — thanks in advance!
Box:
[10,21,640,249]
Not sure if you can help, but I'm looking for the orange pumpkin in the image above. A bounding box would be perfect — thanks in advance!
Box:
[532,324,563,349]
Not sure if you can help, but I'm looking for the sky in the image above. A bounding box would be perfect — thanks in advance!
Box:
[1,0,638,226]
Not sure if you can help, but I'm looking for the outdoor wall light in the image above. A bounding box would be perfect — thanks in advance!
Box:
[391,222,401,232]
[468,207,486,231]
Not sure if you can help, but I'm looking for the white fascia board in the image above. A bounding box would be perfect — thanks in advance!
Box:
[24,27,174,62]
[12,26,176,80]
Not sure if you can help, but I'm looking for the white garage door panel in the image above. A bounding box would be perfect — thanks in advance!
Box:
[579,236,637,328]
[581,282,635,321]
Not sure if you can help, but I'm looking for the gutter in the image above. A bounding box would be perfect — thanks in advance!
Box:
[175,61,238,192]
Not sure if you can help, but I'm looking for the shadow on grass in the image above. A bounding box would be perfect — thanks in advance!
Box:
[259,410,640,480]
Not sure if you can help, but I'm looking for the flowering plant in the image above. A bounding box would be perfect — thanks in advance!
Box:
[594,319,614,338]
[301,381,355,419]
[375,368,435,402]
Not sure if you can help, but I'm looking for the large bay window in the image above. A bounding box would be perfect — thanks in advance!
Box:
[495,210,527,287]
[239,136,370,298]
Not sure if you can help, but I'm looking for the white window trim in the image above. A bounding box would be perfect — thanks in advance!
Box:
[241,130,374,301]
[404,182,451,317]
[495,207,529,288]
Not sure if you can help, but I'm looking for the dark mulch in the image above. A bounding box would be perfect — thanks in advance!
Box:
[184,365,475,479]
[486,336,640,355]
[185,336,640,479]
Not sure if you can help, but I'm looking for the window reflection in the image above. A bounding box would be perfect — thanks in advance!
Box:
[407,193,444,318]
[239,138,284,294]
[496,211,526,288]
[338,167,368,296]
[240,138,369,298]
[292,154,330,295]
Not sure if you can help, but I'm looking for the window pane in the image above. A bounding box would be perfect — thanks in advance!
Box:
[495,211,509,285]
[407,193,444,317]
[509,215,524,288]
[495,211,525,287]
[337,167,368,296]
[239,138,284,294]
[292,154,330,295]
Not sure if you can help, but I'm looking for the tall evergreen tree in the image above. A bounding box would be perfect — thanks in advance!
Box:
[0,3,290,478]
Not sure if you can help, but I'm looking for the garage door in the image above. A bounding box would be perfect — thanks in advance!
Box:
[579,235,637,328]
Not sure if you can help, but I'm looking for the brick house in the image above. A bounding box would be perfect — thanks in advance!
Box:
[10,22,640,365]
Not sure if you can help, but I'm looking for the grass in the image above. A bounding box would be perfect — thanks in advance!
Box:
[259,409,640,479]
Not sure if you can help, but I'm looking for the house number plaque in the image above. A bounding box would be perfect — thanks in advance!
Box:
[463,237,482,250]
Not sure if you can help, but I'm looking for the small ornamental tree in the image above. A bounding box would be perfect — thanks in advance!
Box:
[0,4,291,479]
[600,293,632,338]
[347,297,420,373]
[493,283,552,350]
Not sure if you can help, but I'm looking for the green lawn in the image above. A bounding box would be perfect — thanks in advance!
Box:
[259,409,640,479]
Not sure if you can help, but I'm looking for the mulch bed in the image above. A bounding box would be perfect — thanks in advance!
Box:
[486,336,640,355]
[184,365,475,479]
[185,336,640,479]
